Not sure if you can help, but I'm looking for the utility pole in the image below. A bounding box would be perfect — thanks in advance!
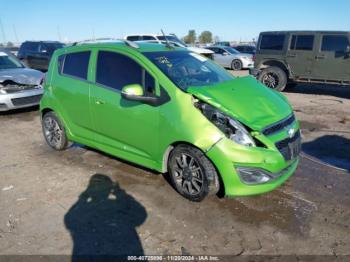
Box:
[0,17,7,45]
[12,24,19,44]
[57,26,62,42]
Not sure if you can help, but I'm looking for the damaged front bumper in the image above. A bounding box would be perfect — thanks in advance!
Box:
[206,136,300,197]
[0,88,43,111]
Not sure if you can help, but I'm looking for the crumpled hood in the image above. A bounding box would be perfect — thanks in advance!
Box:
[0,68,44,85]
[187,76,292,131]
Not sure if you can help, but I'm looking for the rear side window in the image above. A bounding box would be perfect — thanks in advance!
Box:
[260,34,285,50]
[321,35,349,52]
[24,42,39,52]
[142,36,157,40]
[96,51,155,93]
[126,36,141,41]
[62,51,90,79]
[290,35,314,50]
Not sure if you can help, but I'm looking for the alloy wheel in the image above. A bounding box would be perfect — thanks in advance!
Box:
[43,116,63,148]
[172,153,204,196]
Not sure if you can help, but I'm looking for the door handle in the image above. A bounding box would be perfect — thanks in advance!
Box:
[95,100,105,105]
[315,55,325,59]
[287,54,297,58]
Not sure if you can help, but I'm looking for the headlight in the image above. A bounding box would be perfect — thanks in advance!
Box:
[196,101,255,147]
[0,89,6,95]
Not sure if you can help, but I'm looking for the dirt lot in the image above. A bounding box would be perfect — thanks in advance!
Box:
[0,71,349,258]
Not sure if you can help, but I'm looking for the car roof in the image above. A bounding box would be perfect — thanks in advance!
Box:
[60,41,187,53]
[260,30,350,35]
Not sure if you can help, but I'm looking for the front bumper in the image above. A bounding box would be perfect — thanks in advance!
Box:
[206,136,300,197]
[0,88,43,111]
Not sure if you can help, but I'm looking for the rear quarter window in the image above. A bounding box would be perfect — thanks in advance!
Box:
[61,51,90,80]
[259,34,285,50]
[321,35,349,52]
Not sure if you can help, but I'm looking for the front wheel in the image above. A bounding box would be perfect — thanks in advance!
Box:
[231,59,243,71]
[42,111,70,150]
[168,144,219,202]
[258,66,287,91]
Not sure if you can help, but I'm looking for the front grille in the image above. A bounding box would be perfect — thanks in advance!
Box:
[275,130,301,161]
[262,114,295,136]
[11,95,42,106]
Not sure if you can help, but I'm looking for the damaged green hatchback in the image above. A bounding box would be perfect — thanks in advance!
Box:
[40,41,301,201]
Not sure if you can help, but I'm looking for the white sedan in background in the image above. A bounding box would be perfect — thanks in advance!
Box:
[206,46,254,70]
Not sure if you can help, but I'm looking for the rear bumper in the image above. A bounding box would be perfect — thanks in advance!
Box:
[0,88,43,111]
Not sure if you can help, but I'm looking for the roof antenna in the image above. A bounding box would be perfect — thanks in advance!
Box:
[161,29,173,49]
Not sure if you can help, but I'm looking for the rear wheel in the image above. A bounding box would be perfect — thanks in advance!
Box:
[42,111,70,150]
[258,66,287,91]
[231,59,243,71]
[168,144,219,202]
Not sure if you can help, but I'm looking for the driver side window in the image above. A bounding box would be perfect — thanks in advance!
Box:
[96,51,156,95]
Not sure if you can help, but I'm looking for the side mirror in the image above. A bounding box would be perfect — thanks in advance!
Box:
[222,52,229,56]
[121,84,158,105]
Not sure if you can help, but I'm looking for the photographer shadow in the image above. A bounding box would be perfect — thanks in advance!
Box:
[64,174,147,261]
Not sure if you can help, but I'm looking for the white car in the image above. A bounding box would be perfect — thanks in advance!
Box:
[0,50,44,111]
[124,34,214,58]
[206,46,254,70]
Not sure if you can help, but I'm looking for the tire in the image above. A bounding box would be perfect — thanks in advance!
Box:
[231,59,243,71]
[258,66,287,91]
[168,144,220,202]
[42,111,70,150]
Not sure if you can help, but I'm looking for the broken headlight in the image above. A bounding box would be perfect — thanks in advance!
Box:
[196,101,255,147]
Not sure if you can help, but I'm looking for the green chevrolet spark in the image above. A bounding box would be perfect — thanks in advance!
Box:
[40,41,301,201]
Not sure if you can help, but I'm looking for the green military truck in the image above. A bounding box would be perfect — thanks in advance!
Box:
[252,31,350,91]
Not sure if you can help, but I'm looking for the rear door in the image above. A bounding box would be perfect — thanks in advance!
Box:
[89,49,159,163]
[286,34,315,78]
[312,34,350,82]
[54,50,93,139]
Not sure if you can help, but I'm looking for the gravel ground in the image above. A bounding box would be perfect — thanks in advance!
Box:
[0,71,349,259]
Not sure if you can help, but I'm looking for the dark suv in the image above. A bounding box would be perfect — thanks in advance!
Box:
[17,41,65,71]
[252,31,350,91]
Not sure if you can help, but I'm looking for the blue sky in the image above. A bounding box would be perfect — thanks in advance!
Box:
[1,0,349,43]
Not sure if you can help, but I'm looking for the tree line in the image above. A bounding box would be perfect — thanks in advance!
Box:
[182,30,219,45]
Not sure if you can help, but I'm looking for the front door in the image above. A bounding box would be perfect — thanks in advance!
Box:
[312,34,350,82]
[90,50,159,165]
[286,34,315,78]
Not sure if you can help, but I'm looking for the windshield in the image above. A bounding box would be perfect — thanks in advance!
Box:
[0,52,23,69]
[157,35,187,46]
[224,47,240,54]
[144,51,234,90]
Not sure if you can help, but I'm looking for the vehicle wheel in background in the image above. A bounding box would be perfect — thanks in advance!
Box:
[231,59,243,71]
[42,111,70,150]
[258,66,287,91]
[168,144,220,202]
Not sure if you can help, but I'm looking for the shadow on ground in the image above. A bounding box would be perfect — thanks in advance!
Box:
[64,174,147,260]
[303,135,350,171]
[285,83,350,99]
